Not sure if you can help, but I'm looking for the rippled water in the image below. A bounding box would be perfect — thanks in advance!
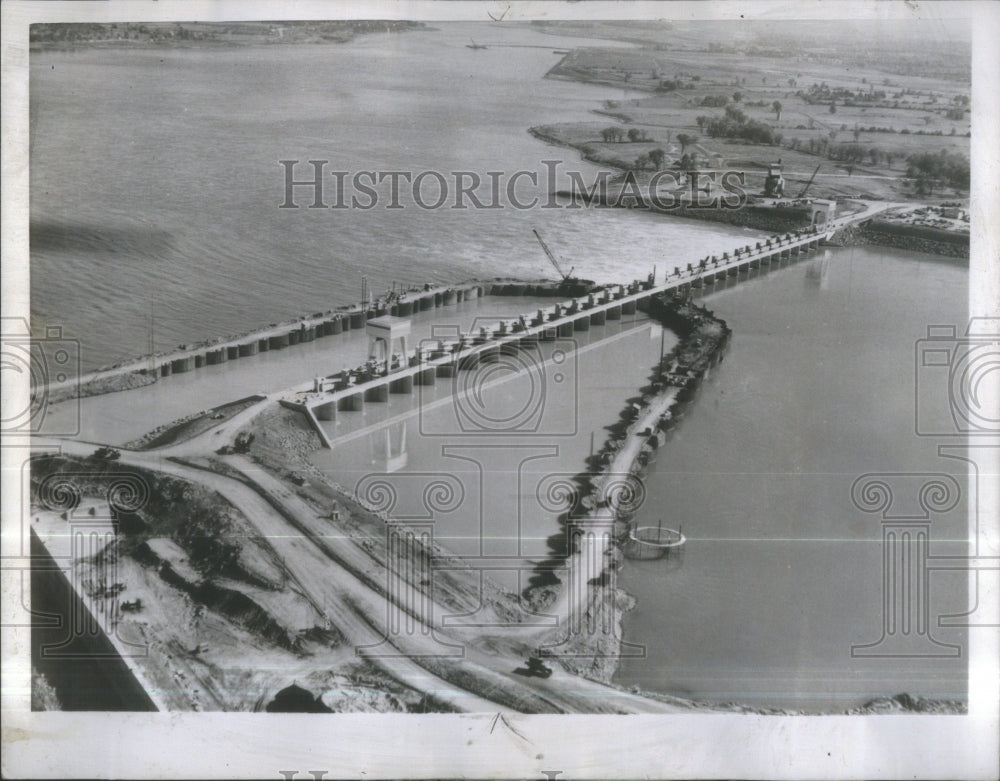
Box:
[31,25,970,713]
[30,23,753,373]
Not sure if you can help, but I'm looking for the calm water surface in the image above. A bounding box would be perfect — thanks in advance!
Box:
[615,247,969,711]
[30,25,970,712]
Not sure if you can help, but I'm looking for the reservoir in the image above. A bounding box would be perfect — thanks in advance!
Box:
[30,23,753,375]
[615,245,969,712]
[311,314,670,563]
[29,24,970,713]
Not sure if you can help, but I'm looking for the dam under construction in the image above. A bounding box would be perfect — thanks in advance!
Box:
[27,208,903,717]
[280,224,831,442]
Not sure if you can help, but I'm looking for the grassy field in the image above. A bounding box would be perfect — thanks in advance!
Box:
[533,21,970,202]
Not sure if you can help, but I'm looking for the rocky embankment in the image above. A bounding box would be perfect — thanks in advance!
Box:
[863,219,969,258]
[523,292,732,683]
[828,220,969,258]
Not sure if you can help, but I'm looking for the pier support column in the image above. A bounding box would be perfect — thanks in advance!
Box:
[573,316,590,332]
[415,366,437,386]
[501,339,522,356]
[621,300,637,315]
[590,310,606,326]
[338,392,365,412]
[606,305,621,320]
[315,401,336,421]
[389,375,414,394]
[365,385,389,402]
[458,352,480,370]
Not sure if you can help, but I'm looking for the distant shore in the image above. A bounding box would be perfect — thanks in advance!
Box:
[29,21,427,51]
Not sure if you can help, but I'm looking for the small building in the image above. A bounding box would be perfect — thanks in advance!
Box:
[764,161,785,197]
[366,316,411,376]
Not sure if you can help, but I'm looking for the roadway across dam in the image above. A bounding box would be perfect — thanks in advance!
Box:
[283,220,841,443]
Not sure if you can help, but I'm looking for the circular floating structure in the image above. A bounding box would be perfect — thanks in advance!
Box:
[624,525,686,560]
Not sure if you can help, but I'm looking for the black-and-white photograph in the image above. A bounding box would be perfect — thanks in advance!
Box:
[2,1,997,778]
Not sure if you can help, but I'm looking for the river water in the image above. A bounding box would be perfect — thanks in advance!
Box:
[615,248,969,711]
[30,23,969,712]
[30,22,751,374]
[311,315,670,565]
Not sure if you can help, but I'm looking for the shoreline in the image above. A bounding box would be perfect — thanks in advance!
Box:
[30,268,967,715]
[45,278,569,404]
[526,292,733,684]
[29,21,427,52]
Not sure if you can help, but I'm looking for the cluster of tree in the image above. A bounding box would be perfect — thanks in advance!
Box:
[699,95,729,107]
[793,123,965,137]
[801,82,888,106]
[632,149,668,170]
[696,105,780,145]
[30,20,422,45]
[30,22,223,43]
[906,150,970,191]
[783,136,970,188]
[899,128,968,137]
[601,127,651,143]
[676,152,700,169]
[657,78,696,92]
[675,133,697,153]
[826,142,887,166]
[31,23,143,42]
[787,136,897,168]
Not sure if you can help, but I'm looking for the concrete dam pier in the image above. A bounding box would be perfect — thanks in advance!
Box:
[283,224,831,445]
[155,283,487,378]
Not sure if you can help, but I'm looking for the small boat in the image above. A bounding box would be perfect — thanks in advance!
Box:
[466,39,488,50]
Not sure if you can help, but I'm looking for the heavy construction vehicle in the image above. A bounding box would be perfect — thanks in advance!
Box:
[533,229,596,297]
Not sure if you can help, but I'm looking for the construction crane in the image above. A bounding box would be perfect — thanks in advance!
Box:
[532,229,596,296]
[533,229,575,282]
[798,164,822,198]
